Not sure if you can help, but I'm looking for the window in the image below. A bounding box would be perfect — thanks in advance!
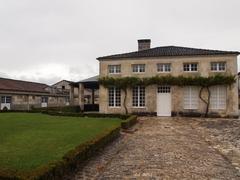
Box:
[132,64,145,73]
[210,86,226,109]
[183,86,199,109]
[132,86,145,107]
[108,87,121,107]
[183,63,198,72]
[1,96,11,103]
[108,65,121,74]
[62,86,65,90]
[211,62,226,71]
[158,86,171,93]
[66,96,70,103]
[157,63,171,72]
[41,97,48,103]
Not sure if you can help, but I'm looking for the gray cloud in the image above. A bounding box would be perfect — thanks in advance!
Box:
[0,0,239,84]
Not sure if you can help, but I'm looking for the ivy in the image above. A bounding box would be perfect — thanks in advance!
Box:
[99,74,236,88]
[99,74,236,116]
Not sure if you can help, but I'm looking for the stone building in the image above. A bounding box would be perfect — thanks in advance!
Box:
[0,78,70,110]
[97,39,239,117]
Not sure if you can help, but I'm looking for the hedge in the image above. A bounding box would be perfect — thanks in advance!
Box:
[43,111,130,120]
[32,106,81,113]
[121,115,138,129]
[0,126,121,180]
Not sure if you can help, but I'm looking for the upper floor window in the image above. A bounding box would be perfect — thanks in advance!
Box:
[183,63,198,72]
[132,64,145,73]
[108,65,121,74]
[211,62,226,72]
[157,63,171,72]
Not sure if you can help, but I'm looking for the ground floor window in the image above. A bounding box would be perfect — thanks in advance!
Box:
[108,87,121,107]
[132,86,145,107]
[183,86,199,109]
[1,96,11,103]
[41,97,48,103]
[210,86,226,109]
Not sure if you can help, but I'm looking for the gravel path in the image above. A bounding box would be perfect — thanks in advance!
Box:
[69,117,240,180]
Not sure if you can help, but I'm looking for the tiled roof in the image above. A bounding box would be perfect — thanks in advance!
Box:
[0,78,49,93]
[79,75,99,83]
[97,46,240,60]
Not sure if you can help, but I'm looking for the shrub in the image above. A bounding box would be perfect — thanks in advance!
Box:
[32,106,81,113]
[43,111,130,120]
[121,115,138,129]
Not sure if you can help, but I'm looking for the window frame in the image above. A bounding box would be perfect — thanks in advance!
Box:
[132,86,145,107]
[183,63,198,72]
[183,86,199,110]
[108,65,121,74]
[132,64,146,73]
[157,63,171,73]
[41,96,48,103]
[108,86,121,107]
[1,96,12,104]
[210,62,226,72]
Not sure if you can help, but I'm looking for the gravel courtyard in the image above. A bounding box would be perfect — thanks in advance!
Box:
[70,117,240,180]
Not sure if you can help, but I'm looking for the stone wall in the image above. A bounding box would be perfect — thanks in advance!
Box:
[0,93,69,110]
[99,55,238,117]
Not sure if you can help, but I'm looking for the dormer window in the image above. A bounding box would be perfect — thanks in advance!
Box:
[211,62,226,71]
[132,64,145,73]
[183,63,198,72]
[108,65,121,74]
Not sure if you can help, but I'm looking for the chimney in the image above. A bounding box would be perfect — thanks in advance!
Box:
[138,39,151,51]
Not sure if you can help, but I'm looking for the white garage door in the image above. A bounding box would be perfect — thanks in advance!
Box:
[157,86,171,116]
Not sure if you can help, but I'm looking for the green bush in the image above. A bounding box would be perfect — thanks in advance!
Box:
[43,111,130,120]
[0,126,120,180]
[32,106,81,113]
[121,115,138,129]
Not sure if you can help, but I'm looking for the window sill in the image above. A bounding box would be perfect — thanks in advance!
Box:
[183,71,198,73]
[108,106,121,108]
[131,107,146,109]
[108,73,121,75]
[157,71,171,73]
[210,71,226,72]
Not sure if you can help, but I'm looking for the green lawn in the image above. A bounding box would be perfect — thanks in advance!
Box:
[0,113,121,171]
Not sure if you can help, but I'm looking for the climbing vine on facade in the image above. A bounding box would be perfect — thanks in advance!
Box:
[99,74,236,116]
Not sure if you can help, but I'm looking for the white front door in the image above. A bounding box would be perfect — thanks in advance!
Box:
[157,86,171,116]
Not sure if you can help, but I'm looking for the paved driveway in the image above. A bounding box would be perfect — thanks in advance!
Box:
[70,117,240,179]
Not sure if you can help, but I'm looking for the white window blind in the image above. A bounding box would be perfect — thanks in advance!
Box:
[210,86,226,109]
[183,86,199,109]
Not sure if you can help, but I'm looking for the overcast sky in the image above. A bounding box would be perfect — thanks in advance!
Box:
[0,0,239,85]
